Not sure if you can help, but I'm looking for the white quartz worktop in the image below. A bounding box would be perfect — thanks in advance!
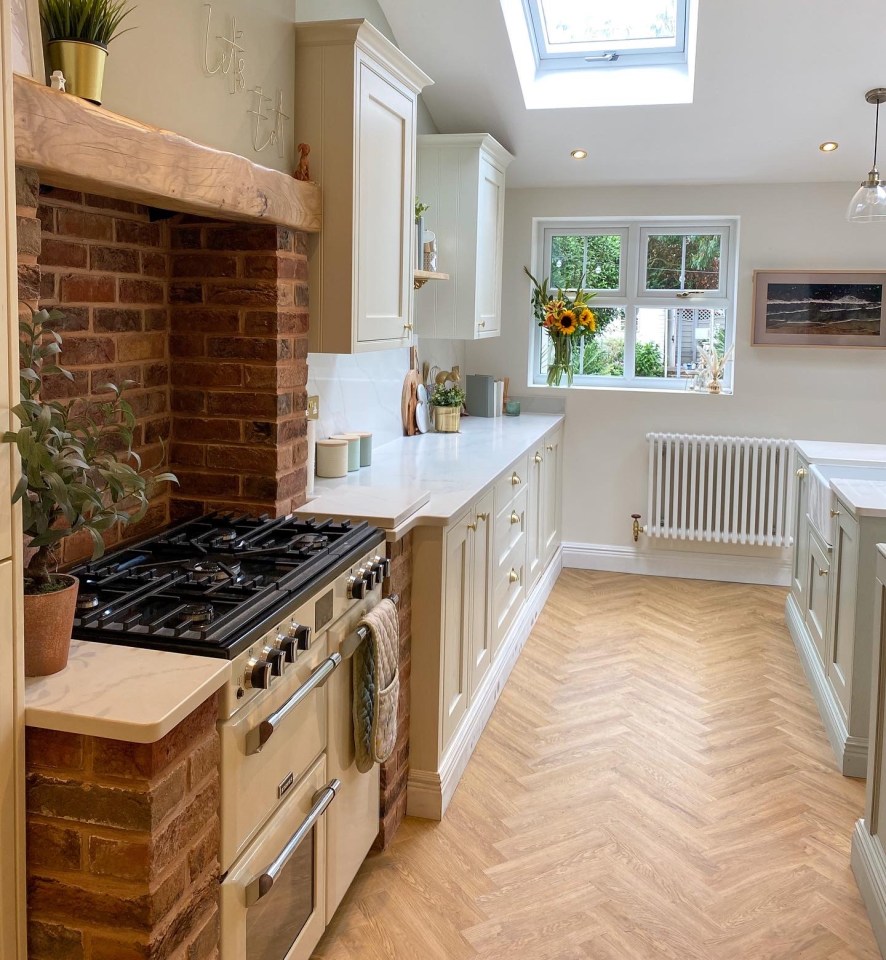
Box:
[832,479,886,518]
[298,414,564,532]
[795,439,886,467]
[25,640,230,743]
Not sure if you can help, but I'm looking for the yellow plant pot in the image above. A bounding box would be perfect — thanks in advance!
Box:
[433,406,461,433]
[47,40,108,105]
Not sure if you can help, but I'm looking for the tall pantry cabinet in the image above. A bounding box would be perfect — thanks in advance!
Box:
[294,19,432,353]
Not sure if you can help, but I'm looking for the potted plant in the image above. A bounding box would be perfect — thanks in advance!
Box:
[430,382,466,433]
[2,308,176,676]
[40,0,136,105]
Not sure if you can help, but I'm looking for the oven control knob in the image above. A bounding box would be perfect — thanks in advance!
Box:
[266,648,287,677]
[363,567,377,590]
[278,634,298,663]
[348,575,367,600]
[246,658,273,689]
[373,556,391,579]
[289,622,312,652]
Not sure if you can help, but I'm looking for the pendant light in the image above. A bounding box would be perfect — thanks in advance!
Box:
[847,88,886,222]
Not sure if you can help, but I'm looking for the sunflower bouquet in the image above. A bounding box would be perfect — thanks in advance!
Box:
[524,267,597,386]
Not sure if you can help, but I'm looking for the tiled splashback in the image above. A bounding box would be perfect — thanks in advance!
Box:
[307,339,465,448]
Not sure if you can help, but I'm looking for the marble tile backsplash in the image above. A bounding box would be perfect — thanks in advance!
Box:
[307,339,465,449]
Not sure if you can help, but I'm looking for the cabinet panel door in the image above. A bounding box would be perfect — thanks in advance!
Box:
[474,157,505,337]
[828,510,858,719]
[469,489,494,694]
[442,515,471,748]
[525,447,544,589]
[805,533,831,667]
[790,462,809,614]
[356,61,414,347]
[542,427,563,564]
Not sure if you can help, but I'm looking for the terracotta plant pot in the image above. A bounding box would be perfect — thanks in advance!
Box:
[23,575,79,677]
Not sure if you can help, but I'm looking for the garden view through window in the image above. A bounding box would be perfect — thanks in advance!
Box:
[533,219,736,391]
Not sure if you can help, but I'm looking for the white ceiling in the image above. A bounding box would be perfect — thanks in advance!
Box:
[377,0,886,189]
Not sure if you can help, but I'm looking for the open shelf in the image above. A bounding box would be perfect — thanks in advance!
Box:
[413,270,450,290]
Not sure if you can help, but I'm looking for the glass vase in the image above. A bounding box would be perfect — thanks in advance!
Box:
[546,335,574,387]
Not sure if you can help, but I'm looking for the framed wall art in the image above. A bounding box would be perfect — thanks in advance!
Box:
[753,270,886,347]
[11,0,45,82]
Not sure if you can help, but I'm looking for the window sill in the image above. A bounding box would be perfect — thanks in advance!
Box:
[526,382,733,397]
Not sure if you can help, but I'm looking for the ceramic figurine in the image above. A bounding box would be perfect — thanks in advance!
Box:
[294,142,311,181]
[50,70,66,92]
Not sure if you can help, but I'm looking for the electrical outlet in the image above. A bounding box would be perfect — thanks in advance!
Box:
[307,395,320,420]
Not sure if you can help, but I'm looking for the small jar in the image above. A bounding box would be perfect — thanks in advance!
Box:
[330,434,361,472]
[315,439,349,478]
[356,432,373,467]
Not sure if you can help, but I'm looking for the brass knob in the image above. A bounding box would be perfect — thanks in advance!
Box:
[830,509,840,518]
[479,320,486,327]
[403,322,414,331]
[467,521,477,531]
[534,453,543,464]
[796,468,807,478]
[546,444,554,452]
[477,512,488,523]
[818,567,828,577]
[511,472,521,485]
[508,569,519,584]
[510,511,520,525]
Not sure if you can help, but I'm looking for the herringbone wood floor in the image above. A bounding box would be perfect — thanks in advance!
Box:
[314,570,879,959]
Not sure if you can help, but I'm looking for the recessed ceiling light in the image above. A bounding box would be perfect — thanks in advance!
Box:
[819,141,839,152]
[570,149,588,160]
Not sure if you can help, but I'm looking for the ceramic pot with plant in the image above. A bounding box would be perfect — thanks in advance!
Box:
[430,382,465,433]
[3,308,176,676]
[40,0,136,104]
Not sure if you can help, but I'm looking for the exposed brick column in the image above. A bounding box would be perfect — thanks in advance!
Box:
[377,532,413,849]
[26,696,220,960]
[167,221,310,519]
[15,166,41,312]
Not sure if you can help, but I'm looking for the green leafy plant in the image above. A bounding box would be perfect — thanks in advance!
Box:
[430,384,466,408]
[415,199,430,220]
[635,341,665,378]
[40,0,136,46]
[2,308,176,591]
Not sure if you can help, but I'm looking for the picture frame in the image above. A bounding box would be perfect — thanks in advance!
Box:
[752,270,886,347]
[11,0,45,83]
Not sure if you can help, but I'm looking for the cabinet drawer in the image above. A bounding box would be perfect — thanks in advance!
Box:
[494,537,525,648]
[494,486,527,566]
[495,455,528,513]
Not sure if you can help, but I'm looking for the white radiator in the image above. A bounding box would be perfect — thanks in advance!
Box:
[645,433,793,547]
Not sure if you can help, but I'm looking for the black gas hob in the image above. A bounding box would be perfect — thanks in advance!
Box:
[67,513,385,658]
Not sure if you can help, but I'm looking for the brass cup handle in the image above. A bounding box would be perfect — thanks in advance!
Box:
[830,509,840,518]
[796,468,807,478]
[511,472,521,485]
[534,453,543,464]
[510,511,520,525]
[508,569,519,584]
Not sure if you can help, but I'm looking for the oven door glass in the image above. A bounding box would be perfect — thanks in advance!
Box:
[246,830,315,960]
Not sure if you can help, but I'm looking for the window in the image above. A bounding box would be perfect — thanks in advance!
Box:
[523,0,688,70]
[531,218,738,391]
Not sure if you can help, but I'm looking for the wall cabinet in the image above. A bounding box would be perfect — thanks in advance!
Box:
[409,424,564,820]
[787,477,886,776]
[294,20,431,354]
[414,134,512,340]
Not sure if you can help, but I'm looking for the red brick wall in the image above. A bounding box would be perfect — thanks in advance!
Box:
[377,532,413,849]
[25,696,220,960]
[167,220,309,520]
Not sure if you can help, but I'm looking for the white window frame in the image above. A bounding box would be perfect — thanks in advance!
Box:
[522,0,689,71]
[529,216,739,392]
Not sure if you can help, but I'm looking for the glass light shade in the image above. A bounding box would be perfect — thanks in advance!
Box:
[847,181,886,221]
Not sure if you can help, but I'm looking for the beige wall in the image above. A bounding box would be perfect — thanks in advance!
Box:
[102,0,297,172]
[466,181,886,551]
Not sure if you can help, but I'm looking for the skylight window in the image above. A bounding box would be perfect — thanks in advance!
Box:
[524,0,687,68]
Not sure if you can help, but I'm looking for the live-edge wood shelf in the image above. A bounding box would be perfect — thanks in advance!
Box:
[414,270,450,290]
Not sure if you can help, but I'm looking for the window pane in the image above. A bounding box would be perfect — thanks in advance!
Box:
[577,308,625,376]
[635,307,727,379]
[550,235,621,291]
[539,0,677,46]
[645,234,722,291]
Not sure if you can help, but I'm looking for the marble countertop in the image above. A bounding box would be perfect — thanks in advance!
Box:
[25,640,230,743]
[832,479,886,519]
[298,414,564,531]
[795,439,886,466]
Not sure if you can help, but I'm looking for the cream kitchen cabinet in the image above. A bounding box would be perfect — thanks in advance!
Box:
[541,424,563,566]
[790,456,810,615]
[414,134,512,340]
[294,20,431,354]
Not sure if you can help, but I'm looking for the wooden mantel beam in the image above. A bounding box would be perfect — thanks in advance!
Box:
[12,74,321,233]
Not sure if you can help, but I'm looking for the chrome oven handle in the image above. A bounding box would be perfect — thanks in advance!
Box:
[245,779,341,905]
[246,653,342,755]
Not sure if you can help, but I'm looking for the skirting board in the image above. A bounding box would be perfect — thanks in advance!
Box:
[406,547,563,820]
[785,593,867,778]
[562,541,791,587]
[852,819,886,958]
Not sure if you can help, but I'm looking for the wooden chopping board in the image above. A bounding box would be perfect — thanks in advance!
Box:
[401,345,420,436]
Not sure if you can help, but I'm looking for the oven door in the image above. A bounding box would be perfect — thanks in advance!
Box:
[220,754,337,960]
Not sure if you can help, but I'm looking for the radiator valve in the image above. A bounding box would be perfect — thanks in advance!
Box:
[631,514,645,543]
